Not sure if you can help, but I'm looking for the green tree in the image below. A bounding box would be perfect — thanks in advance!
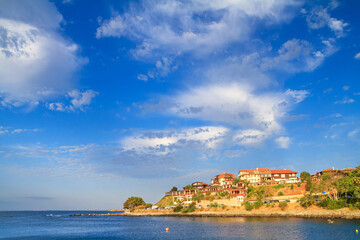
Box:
[320,173,331,181]
[300,171,311,182]
[123,196,146,209]
[299,193,315,208]
[254,186,265,201]
[305,178,312,191]
[334,167,360,198]
[233,178,241,184]
[184,185,194,190]
[170,186,178,192]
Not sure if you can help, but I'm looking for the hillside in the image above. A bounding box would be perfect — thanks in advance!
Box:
[155,196,173,207]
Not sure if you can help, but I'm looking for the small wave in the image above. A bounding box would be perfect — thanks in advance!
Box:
[46,214,62,217]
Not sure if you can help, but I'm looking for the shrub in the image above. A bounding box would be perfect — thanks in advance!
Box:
[279,201,288,211]
[182,202,196,213]
[299,194,315,208]
[278,192,284,196]
[206,192,211,196]
[266,203,270,208]
[318,198,348,210]
[297,182,301,187]
[173,205,183,212]
[244,201,253,211]
[209,196,215,202]
[290,184,294,190]
[272,184,285,190]
[305,179,312,191]
[210,202,219,208]
[253,200,263,209]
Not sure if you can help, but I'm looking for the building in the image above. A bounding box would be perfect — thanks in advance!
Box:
[311,167,355,181]
[238,168,298,186]
[211,172,236,187]
[238,168,271,184]
[270,170,298,184]
[191,181,208,189]
[169,173,246,204]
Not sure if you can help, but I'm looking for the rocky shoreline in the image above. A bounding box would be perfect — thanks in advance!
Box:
[71,209,360,219]
[122,210,360,219]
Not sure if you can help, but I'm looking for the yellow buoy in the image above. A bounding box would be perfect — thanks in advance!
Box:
[166,227,169,232]
[356,229,358,234]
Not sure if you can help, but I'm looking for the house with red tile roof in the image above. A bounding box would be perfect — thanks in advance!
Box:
[311,167,355,181]
[191,181,208,189]
[211,172,236,186]
[271,169,298,184]
[238,168,298,185]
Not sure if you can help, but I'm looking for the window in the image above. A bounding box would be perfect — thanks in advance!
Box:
[281,174,285,178]
[274,174,279,177]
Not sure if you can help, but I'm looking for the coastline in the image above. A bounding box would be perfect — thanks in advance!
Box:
[72,209,360,219]
[121,210,360,219]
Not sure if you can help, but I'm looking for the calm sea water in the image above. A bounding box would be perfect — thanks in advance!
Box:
[0,211,359,240]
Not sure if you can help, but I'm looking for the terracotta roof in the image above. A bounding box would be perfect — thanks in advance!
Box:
[239,168,271,174]
[322,168,338,172]
[202,182,208,185]
[218,172,236,179]
[342,168,354,171]
[271,169,297,174]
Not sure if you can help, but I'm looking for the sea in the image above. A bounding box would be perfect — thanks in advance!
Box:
[0,211,359,240]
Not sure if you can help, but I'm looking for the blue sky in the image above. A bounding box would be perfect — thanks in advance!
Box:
[0,0,359,210]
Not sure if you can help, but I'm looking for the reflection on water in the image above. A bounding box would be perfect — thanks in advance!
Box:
[0,211,359,240]
[161,216,358,240]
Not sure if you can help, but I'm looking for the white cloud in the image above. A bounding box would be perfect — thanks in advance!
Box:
[0,126,40,134]
[305,5,348,38]
[324,88,333,93]
[137,74,148,82]
[0,0,86,109]
[121,126,228,155]
[343,86,350,91]
[355,52,360,59]
[96,0,300,59]
[334,98,355,104]
[233,129,267,147]
[48,89,98,112]
[275,136,291,149]
[261,38,337,73]
[169,83,308,135]
[348,129,359,137]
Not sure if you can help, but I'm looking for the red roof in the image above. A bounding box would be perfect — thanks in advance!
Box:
[239,168,271,174]
[271,169,297,174]
[218,172,236,179]
[342,168,354,171]
[202,182,208,185]
[322,168,337,172]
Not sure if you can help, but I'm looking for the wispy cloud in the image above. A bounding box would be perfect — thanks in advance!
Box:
[303,4,348,38]
[275,136,291,149]
[348,129,359,137]
[343,86,350,91]
[334,98,355,104]
[48,89,98,112]
[121,126,228,155]
[0,126,40,135]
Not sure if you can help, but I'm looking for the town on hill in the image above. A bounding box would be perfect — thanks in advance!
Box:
[121,166,360,215]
